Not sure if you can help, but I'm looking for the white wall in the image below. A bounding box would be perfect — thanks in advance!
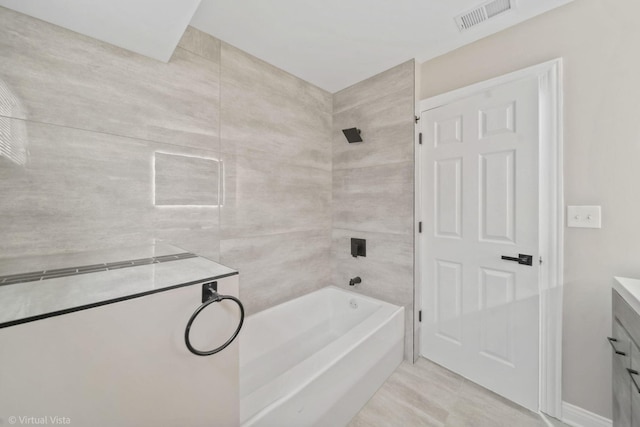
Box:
[419,0,640,418]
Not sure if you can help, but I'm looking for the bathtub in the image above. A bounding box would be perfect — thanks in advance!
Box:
[240,286,404,427]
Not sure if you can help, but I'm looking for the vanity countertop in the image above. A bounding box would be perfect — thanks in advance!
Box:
[614,277,640,316]
[0,244,237,328]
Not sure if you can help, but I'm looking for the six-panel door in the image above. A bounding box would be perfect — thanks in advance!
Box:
[420,76,541,411]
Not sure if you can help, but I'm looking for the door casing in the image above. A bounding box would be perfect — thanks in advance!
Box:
[413,58,564,418]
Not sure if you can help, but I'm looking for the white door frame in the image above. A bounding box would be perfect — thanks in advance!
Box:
[414,58,564,418]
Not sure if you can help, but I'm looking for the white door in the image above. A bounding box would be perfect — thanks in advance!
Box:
[419,76,540,411]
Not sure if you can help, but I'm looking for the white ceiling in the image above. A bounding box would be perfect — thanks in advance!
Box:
[0,0,573,92]
[191,0,574,92]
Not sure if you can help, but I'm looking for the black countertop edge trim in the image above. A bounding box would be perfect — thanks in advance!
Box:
[0,271,239,329]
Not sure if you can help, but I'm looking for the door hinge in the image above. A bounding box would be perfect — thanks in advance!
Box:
[419,310,422,322]
[415,115,420,124]
[418,222,422,233]
[418,133,423,145]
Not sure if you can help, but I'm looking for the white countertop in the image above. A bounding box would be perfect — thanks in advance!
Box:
[614,277,640,316]
[0,244,237,328]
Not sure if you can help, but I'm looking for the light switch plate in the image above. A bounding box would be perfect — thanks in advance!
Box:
[567,205,602,228]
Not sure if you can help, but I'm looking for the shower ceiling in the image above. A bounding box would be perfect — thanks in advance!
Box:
[0,0,574,92]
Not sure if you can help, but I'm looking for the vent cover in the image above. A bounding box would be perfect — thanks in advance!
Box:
[455,0,513,31]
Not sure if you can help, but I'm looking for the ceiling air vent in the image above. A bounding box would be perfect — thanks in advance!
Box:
[455,0,513,32]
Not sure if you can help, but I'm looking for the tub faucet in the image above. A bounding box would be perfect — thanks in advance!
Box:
[349,277,362,286]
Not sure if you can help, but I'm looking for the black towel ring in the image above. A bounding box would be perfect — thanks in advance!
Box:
[185,291,244,356]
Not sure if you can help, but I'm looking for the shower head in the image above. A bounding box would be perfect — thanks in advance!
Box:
[342,128,363,143]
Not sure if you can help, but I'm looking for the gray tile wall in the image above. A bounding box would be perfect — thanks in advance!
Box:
[218,43,332,314]
[331,61,415,359]
[0,7,222,261]
[0,7,333,315]
[1,6,414,332]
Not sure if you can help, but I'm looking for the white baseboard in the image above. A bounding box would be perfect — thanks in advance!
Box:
[561,402,612,427]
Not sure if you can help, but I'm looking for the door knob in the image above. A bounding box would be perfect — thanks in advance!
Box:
[501,254,533,266]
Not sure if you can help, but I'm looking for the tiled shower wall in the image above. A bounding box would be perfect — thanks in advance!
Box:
[0,9,223,261]
[0,7,415,333]
[0,8,332,314]
[331,61,416,359]
[215,41,332,314]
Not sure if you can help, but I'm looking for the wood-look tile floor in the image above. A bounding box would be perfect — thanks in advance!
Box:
[348,358,570,427]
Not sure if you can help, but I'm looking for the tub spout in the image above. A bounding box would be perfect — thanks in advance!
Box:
[349,277,362,286]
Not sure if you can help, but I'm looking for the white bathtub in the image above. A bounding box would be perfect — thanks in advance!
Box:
[239,286,404,427]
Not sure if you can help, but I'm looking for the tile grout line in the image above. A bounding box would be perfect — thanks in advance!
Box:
[331,227,413,238]
[332,87,415,115]
[217,31,223,261]
[220,148,333,173]
[174,44,220,65]
[220,228,331,241]
[332,159,415,172]
[0,114,220,156]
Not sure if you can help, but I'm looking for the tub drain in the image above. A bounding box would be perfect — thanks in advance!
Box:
[349,298,358,309]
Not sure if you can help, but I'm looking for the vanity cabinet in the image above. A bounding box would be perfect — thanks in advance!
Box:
[632,344,640,426]
[612,287,640,427]
[612,317,632,427]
